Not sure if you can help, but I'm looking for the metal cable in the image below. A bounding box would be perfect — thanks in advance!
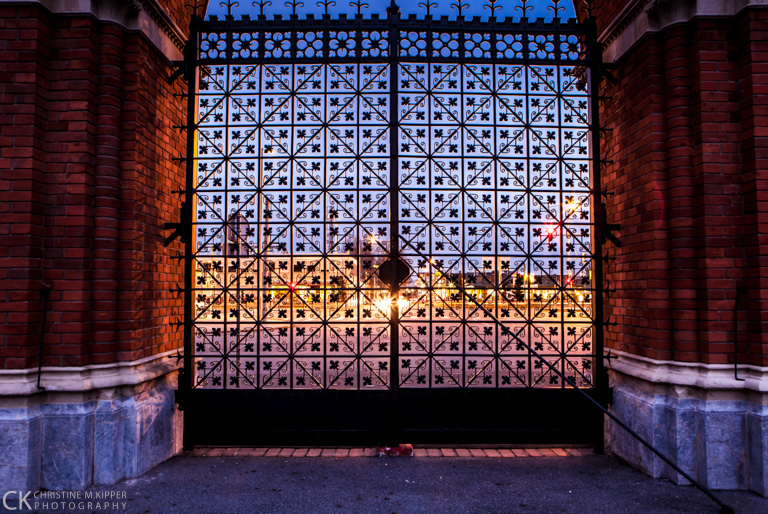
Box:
[397,236,736,514]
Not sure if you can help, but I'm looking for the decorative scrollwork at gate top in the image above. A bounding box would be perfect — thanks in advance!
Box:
[189,1,596,392]
[199,0,589,64]
[200,20,586,64]
[211,0,587,21]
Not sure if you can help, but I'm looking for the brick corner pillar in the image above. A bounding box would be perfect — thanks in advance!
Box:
[0,0,199,492]
[595,0,768,496]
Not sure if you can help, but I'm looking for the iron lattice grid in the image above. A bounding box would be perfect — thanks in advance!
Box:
[184,6,600,394]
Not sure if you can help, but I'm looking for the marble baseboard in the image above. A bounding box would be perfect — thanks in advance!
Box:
[0,374,181,492]
[608,374,768,496]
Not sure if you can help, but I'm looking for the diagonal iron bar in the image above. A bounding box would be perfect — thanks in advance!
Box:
[397,236,736,514]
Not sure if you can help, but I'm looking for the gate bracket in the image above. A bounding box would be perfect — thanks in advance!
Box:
[169,349,184,365]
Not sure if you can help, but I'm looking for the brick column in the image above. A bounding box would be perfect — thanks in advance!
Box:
[595,0,768,495]
[0,0,194,491]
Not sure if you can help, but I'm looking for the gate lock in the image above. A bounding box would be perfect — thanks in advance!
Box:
[377,258,410,287]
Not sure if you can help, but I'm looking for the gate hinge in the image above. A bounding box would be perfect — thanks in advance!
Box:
[168,59,190,84]
[164,202,189,247]
[169,317,184,330]
[604,222,621,247]
[174,367,188,411]
[604,386,614,406]
[599,62,618,85]
[601,70,618,85]
[600,204,621,247]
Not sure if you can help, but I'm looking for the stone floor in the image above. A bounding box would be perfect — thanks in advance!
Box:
[13,448,768,514]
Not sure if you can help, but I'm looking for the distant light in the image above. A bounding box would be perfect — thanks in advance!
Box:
[374,298,392,314]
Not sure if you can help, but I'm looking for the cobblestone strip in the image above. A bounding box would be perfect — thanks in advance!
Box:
[277,448,294,458]
[189,447,592,457]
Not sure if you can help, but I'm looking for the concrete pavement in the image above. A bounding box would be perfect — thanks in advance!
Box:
[15,450,768,514]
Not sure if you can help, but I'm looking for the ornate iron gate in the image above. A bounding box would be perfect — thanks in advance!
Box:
[175,0,607,447]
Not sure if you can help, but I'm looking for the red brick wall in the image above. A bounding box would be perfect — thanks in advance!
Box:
[2,1,766,370]
[0,4,188,368]
[599,7,768,366]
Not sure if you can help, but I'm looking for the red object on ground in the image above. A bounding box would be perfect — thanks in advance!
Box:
[378,444,414,457]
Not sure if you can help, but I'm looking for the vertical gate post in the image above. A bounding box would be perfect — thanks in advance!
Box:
[386,0,402,446]
[585,9,607,453]
[181,13,200,452]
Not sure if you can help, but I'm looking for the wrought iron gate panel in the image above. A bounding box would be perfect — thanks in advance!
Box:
[192,61,394,390]
[396,61,593,389]
[179,0,604,444]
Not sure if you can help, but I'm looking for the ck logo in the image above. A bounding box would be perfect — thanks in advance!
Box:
[2,491,32,510]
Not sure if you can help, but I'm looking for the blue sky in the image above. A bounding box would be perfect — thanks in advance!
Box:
[206,0,577,20]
